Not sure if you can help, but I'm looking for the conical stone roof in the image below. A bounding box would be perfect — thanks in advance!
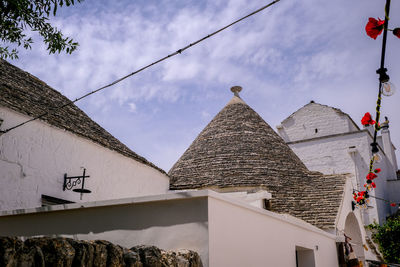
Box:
[169,90,310,189]
[169,87,348,229]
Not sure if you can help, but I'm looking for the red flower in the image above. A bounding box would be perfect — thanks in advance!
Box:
[393,28,400,39]
[390,203,396,207]
[356,196,363,202]
[374,168,381,173]
[371,182,376,188]
[361,112,376,126]
[358,191,366,197]
[366,172,378,180]
[365,18,385,39]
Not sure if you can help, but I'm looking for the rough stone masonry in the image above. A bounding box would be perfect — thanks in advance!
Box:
[0,236,203,267]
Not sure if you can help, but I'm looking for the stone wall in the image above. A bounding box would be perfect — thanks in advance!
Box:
[0,237,203,267]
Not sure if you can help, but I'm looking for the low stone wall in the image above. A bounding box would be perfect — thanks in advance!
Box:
[0,237,203,267]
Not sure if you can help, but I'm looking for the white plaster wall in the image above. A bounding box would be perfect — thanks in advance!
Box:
[372,165,391,224]
[208,196,339,267]
[0,107,169,211]
[0,194,209,266]
[221,190,271,209]
[289,131,370,176]
[387,180,400,213]
[380,129,399,176]
[0,191,348,267]
[280,103,356,142]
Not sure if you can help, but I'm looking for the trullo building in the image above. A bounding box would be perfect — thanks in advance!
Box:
[168,86,382,265]
[276,101,400,227]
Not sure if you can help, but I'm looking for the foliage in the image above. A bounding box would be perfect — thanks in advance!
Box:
[368,213,400,264]
[0,0,82,59]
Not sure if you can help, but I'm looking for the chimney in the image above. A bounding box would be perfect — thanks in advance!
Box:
[381,117,398,177]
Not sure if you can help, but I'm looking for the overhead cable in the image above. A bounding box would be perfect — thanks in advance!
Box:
[0,0,281,135]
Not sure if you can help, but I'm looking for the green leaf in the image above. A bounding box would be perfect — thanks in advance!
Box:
[0,0,81,58]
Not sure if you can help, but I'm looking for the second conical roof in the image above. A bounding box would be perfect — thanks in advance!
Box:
[169,93,310,190]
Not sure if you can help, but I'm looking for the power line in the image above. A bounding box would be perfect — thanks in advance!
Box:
[0,0,281,135]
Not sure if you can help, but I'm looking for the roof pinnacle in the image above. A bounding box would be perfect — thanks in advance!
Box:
[230,86,242,97]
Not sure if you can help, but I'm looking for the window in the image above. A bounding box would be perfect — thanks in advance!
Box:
[263,199,272,210]
[295,246,315,267]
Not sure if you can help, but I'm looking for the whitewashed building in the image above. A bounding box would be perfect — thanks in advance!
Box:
[167,87,382,265]
[277,101,400,226]
[0,60,384,266]
[0,59,169,211]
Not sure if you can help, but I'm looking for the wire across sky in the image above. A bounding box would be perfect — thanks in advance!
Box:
[0,0,281,135]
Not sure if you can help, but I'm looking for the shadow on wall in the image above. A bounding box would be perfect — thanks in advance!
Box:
[0,197,208,236]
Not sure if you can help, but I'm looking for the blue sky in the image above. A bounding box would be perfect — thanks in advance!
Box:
[8,0,400,171]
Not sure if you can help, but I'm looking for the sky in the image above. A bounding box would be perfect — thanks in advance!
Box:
[7,0,400,172]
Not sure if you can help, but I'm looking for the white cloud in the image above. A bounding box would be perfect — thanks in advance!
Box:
[128,103,137,113]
